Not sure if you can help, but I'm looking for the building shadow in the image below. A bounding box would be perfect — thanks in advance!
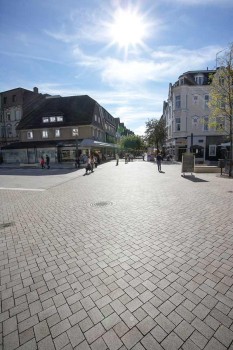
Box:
[0,168,78,176]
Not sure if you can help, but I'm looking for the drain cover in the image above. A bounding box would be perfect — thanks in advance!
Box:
[91,201,113,207]
[0,222,15,229]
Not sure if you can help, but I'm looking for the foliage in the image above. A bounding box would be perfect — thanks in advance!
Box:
[209,43,233,176]
[144,118,167,151]
[119,134,145,153]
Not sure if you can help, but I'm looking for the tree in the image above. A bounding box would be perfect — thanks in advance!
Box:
[209,43,233,176]
[119,135,145,155]
[145,118,167,151]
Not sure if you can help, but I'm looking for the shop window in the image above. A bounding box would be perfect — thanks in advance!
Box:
[209,145,216,157]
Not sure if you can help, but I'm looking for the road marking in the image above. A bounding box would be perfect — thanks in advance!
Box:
[0,187,45,192]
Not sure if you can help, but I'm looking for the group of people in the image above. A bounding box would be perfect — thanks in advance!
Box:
[40,155,50,169]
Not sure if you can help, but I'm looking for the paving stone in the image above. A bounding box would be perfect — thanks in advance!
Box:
[102,329,123,350]
[38,335,56,350]
[141,333,163,350]
[161,332,183,350]
[67,324,85,347]
[3,316,17,336]
[84,323,105,344]
[214,325,233,348]
[34,320,50,341]
[3,330,19,350]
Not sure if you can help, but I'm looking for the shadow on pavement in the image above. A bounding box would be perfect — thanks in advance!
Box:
[0,168,79,176]
[181,175,209,182]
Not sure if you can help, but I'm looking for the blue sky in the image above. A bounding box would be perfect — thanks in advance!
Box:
[0,0,232,135]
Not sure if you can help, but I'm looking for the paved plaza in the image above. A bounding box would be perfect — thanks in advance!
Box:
[1,160,233,350]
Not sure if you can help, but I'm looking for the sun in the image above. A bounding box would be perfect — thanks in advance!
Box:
[107,7,148,52]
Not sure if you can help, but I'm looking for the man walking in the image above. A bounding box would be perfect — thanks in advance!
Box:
[116,153,119,166]
[156,153,162,172]
[46,154,50,169]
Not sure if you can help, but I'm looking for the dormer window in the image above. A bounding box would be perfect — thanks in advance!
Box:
[57,116,63,122]
[195,75,204,85]
[50,117,56,122]
[43,117,49,123]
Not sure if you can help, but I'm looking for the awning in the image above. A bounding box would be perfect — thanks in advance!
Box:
[79,139,118,149]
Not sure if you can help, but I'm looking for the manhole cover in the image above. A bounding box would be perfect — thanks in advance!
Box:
[0,222,15,229]
[91,201,113,207]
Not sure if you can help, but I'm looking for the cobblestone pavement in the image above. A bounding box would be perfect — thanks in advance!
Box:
[1,160,233,350]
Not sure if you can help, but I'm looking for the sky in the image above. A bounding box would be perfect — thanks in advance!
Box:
[0,0,233,135]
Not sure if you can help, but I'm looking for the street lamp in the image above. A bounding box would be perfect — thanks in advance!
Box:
[72,128,79,162]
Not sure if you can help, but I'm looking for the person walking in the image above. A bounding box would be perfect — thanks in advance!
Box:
[116,153,119,166]
[40,156,45,169]
[45,154,50,169]
[156,153,162,172]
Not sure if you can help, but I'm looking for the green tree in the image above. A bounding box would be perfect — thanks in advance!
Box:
[119,135,145,154]
[145,118,167,151]
[209,44,233,176]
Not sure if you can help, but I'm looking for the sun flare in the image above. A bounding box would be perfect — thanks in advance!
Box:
[107,8,148,52]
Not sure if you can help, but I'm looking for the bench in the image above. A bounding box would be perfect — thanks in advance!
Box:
[194,166,220,173]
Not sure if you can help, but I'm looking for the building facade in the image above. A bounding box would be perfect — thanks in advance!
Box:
[164,70,227,162]
[1,94,119,164]
[0,87,48,147]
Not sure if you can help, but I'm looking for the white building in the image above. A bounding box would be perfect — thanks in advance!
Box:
[164,69,226,162]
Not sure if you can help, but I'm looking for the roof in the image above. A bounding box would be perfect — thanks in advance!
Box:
[17,95,97,130]
[79,139,118,148]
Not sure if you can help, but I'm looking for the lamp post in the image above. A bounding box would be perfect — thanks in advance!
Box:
[72,128,79,165]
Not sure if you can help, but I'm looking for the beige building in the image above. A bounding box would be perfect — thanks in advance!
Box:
[164,70,226,162]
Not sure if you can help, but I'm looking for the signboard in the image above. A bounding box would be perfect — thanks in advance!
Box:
[182,153,194,174]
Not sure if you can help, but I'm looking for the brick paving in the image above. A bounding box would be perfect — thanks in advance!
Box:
[1,160,233,349]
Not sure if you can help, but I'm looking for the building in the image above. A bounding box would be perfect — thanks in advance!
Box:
[1,95,118,164]
[0,87,48,147]
[164,69,226,162]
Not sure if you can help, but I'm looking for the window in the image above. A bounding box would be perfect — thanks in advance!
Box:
[43,117,49,123]
[56,116,63,122]
[195,75,203,85]
[72,128,79,136]
[3,97,7,104]
[27,131,33,139]
[193,95,198,104]
[175,117,181,131]
[209,145,216,157]
[204,95,209,108]
[192,116,199,129]
[203,117,209,131]
[12,95,16,102]
[55,129,60,137]
[42,130,48,138]
[7,113,11,121]
[175,95,181,109]
[179,78,184,85]
[7,124,12,137]
[216,116,225,130]
[50,117,56,122]
[94,115,97,122]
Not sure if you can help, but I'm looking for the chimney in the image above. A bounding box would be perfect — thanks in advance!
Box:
[33,87,39,93]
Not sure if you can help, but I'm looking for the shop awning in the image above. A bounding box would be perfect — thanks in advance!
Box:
[79,139,118,148]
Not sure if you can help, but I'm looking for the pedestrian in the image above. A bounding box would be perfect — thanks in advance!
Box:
[90,155,95,172]
[45,154,50,169]
[125,154,128,164]
[40,156,45,169]
[75,156,80,169]
[116,153,119,166]
[156,153,162,172]
[85,157,92,174]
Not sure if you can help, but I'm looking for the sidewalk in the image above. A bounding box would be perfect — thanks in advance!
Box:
[1,161,233,350]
